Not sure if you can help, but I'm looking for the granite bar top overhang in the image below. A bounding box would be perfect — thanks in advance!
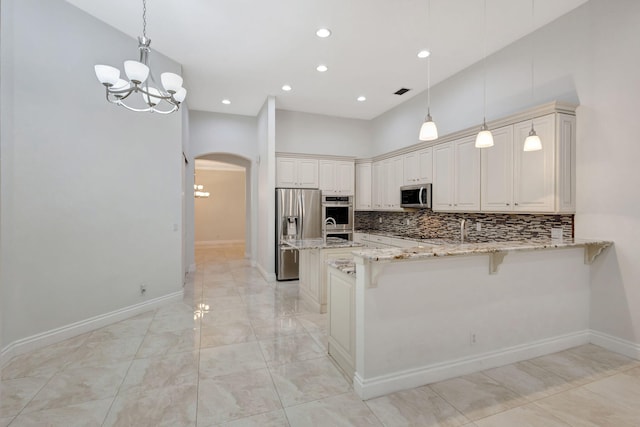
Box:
[352,238,612,273]
[327,258,356,276]
[282,237,364,250]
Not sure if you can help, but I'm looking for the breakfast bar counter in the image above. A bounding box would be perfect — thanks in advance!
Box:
[325,237,613,399]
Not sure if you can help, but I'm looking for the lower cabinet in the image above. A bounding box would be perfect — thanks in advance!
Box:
[298,247,358,314]
[327,267,356,381]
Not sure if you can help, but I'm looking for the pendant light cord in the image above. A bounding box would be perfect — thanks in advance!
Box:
[482,0,487,124]
[530,0,535,102]
[427,0,431,114]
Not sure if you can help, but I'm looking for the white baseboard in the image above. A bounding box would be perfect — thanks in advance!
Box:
[354,330,591,400]
[256,263,277,282]
[0,291,183,368]
[195,240,244,246]
[590,330,640,360]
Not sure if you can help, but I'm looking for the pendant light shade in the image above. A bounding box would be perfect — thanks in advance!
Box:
[523,124,542,151]
[124,60,150,84]
[94,65,120,86]
[475,121,494,148]
[419,113,438,141]
[161,72,183,93]
[418,0,438,142]
[476,0,493,149]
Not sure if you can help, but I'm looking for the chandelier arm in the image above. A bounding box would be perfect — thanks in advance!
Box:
[114,100,178,114]
[136,85,176,101]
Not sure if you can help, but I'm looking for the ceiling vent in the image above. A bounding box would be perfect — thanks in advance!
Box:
[394,88,410,95]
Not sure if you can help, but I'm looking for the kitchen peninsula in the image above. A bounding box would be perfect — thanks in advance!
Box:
[325,238,612,400]
[282,237,362,313]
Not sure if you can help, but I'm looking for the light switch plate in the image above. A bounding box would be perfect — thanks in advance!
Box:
[551,228,563,239]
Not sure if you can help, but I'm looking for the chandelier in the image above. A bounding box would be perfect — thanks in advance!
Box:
[194,184,210,198]
[93,0,186,114]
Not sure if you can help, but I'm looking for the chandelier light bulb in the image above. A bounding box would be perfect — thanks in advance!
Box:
[161,72,183,93]
[174,87,187,103]
[94,65,120,86]
[142,86,162,106]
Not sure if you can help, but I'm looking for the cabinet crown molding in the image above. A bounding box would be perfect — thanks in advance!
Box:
[276,152,356,162]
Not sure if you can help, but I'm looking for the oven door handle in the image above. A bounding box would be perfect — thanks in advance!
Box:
[418,187,425,206]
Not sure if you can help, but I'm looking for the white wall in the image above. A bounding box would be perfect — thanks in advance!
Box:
[372,0,640,348]
[1,0,183,348]
[257,97,277,280]
[276,110,372,158]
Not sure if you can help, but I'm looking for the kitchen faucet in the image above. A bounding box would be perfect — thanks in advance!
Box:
[460,219,467,243]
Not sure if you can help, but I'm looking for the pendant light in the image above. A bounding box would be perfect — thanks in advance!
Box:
[419,0,438,141]
[475,0,493,148]
[523,0,542,152]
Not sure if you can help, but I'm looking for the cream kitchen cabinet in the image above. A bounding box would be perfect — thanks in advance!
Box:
[319,160,354,196]
[432,136,480,211]
[404,147,433,185]
[481,113,575,213]
[276,157,319,188]
[372,156,403,210]
[355,162,372,210]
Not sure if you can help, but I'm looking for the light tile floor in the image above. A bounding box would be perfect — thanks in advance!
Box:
[2,244,640,426]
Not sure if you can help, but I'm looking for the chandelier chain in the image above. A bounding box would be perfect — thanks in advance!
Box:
[142,0,147,39]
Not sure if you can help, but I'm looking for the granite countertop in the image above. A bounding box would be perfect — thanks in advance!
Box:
[282,237,364,250]
[353,230,458,246]
[327,258,356,276]
[352,238,613,262]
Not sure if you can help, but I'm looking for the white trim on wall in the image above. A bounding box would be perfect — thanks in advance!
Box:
[0,291,183,368]
[590,330,640,361]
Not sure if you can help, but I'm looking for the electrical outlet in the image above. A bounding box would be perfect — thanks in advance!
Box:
[378,217,382,224]
[140,284,147,295]
[406,219,410,226]
[470,333,477,345]
[476,222,481,232]
[551,227,563,239]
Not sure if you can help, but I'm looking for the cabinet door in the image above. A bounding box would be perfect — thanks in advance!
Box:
[513,115,555,212]
[453,136,480,211]
[355,163,372,210]
[372,161,384,209]
[336,161,354,195]
[481,126,514,212]
[432,142,454,210]
[556,114,576,213]
[389,156,404,209]
[319,160,336,194]
[297,159,319,188]
[276,158,297,187]
[403,152,419,185]
[417,147,433,183]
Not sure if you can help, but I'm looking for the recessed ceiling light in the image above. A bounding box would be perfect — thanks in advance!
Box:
[417,50,431,58]
[222,99,231,105]
[357,96,366,102]
[316,28,332,38]
[316,64,328,72]
[282,84,292,91]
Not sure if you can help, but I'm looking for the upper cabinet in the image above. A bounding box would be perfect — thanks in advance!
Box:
[481,113,576,213]
[276,157,319,188]
[372,156,404,211]
[319,160,354,195]
[404,147,433,185]
[355,162,372,210]
[432,136,480,211]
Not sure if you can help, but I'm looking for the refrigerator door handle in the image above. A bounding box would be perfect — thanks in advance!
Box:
[298,191,304,238]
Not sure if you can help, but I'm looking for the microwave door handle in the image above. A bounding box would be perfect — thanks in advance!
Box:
[418,187,424,206]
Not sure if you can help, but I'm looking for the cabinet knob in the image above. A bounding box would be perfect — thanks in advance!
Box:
[515,203,519,206]
[506,203,510,206]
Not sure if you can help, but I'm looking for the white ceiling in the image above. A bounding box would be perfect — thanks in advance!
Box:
[67,0,587,120]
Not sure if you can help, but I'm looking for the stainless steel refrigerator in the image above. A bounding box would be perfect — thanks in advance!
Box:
[276,188,322,281]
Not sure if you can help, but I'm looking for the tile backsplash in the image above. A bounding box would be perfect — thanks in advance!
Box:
[355,210,574,242]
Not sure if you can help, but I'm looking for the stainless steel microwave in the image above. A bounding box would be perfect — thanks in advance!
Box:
[400,184,432,208]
